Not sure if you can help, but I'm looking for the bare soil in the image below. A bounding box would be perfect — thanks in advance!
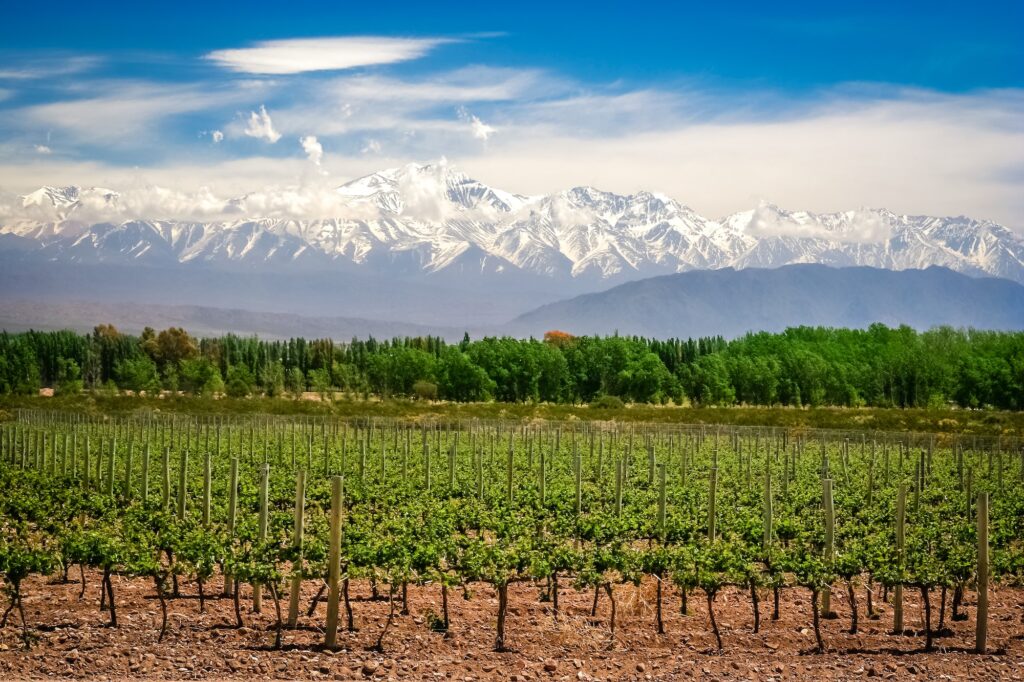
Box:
[1,572,1022,681]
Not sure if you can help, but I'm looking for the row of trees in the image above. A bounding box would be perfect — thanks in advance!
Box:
[0,324,1022,409]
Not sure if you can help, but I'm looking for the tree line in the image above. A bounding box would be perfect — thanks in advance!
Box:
[0,324,1021,409]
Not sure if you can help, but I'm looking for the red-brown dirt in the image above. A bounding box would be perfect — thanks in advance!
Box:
[1,571,1022,680]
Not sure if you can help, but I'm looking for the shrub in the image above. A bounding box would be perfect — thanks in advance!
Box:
[590,394,625,409]
[413,380,438,401]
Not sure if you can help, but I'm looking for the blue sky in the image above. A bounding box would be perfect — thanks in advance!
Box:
[1,0,1022,226]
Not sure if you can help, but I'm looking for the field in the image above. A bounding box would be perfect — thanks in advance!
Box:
[6,393,1024,435]
[1,408,1023,680]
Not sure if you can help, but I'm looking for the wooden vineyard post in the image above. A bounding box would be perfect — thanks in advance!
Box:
[866,453,875,507]
[882,441,890,483]
[782,447,790,499]
[141,443,150,502]
[202,452,212,527]
[539,447,547,505]
[359,439,366,482]
[223,458,239,597]
[966,468,974,518]
[506,442,514,503]
[161,447,171,510]
[121,440,133,499]
[708,466,718,541]
[83,436,90,489]
[323,433,331,477]
[401,440,409,482]
[476,450,484,500]
[324,475,344,649]
[957,446,964,490]
[95,437,103,487]
[575,452,584,515]
[253,463,269,613]
[448,443,456,489]
[822,478,835,617]
[763,454,773,548]
[913,455,922,514]
[680,439,688,489]
[424,443,431,493]
[177,450,188,520]
[614,459,623,516]
[893,484,906,634]
[657,463,667,540]
[106,439,117,495]
[287,469,307,627]
[976,492,989,654]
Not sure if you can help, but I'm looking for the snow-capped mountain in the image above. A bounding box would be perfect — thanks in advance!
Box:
[3,162,1023,284]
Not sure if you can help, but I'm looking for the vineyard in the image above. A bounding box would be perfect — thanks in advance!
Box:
[1,410,1023,679]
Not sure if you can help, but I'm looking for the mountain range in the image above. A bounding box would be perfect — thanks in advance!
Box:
[1,265,1021,340]
[2,162,1023,329]
[4,162,1024,281]
[509,264,1024,338]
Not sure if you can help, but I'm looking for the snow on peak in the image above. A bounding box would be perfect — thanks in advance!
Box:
[4,165,1023,284]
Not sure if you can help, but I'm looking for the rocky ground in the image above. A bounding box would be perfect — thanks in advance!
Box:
[1,572,1022,680]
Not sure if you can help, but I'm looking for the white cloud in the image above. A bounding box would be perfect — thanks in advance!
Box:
[469,116,495,141]
[205,36,452,75]
[16,82,251,143]
[460,89,1024,228]
[258,67,549,140]
[299,135,323,165]
[743,202,894,243]
[0,56,101,80]
[2,61,1022,231]
[33,144,52,154]
[243,105,281,143]
[324,67,552,104]
[211,130,224,143]
[458,107,496,141]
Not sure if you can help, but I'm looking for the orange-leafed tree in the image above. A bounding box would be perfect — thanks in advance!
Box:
[543,330,575,348]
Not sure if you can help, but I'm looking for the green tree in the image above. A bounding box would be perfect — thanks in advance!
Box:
[285,366,305,397]
[54,357,83,395]
[259,361,286,397]
[436,348,494,402]
[225,365,255,398]
[115,357,160,394]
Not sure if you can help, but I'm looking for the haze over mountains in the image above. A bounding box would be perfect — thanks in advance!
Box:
[2,162,1023,335]
[509,265,1024,338]
[3,265,1022,341]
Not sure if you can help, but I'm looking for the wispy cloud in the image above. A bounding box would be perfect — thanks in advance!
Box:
[1,45,1021,230]
[0,55,102,80]
[299,135,323,165]
[243,105,281,143]
[458,107,495,141]
[463,88,1024,227]
[17,81,253,143]
[205,36,453,75]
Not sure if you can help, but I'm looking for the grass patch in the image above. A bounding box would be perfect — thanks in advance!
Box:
[2,394,1023,436]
